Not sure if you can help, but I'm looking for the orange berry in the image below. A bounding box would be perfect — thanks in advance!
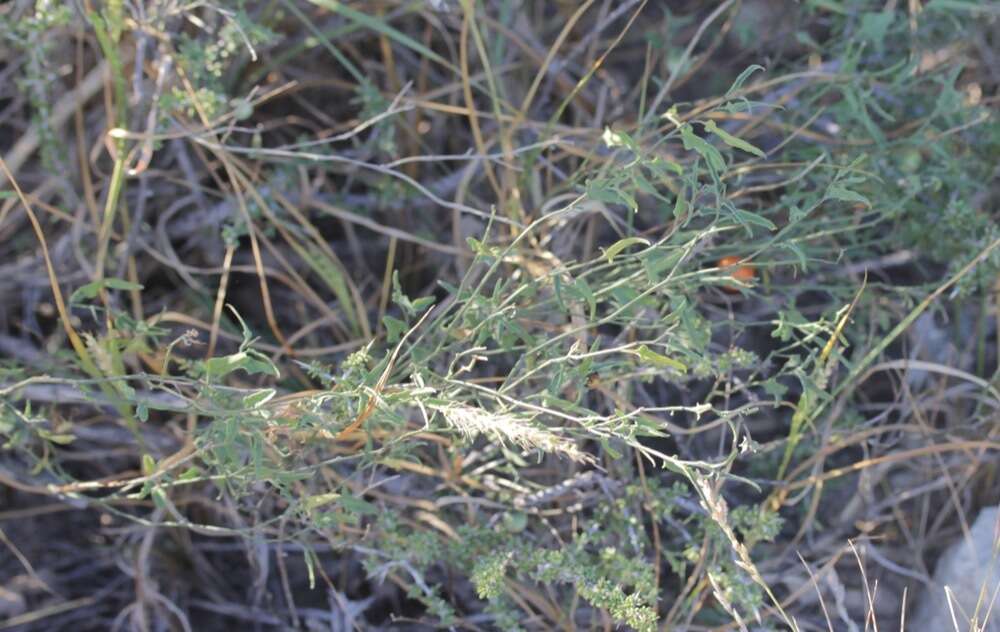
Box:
[717,256,755,292]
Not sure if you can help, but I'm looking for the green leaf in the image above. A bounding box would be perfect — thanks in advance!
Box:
[680,124,726,173]
[243,388,277,408]
[826,184,871,207]
[391,270,434,317]
[586,179,634,210]
[239,352,280,377]
[726,64,765,96]
[634,345,687,373]
[731,208,777,231]
[178,466,201,481]
[859,11,894,44]
[610,286,643,315]
[616,187,638,213]
[672,187,688,218]
[633,415,668,438]
[412,296,435,312]
[466,236,500,258]
[630,170,663,199]
[503,318,535,346]
[641,248,684,284]
[704,120,766,158]
[601,237,651,264]
[142,453,156,476]
[37,429,76,445]
[383,315,408,343]
[226,305,255,349]
[204,351,280,379]
[788,203,810,222]
[151,487,168,510]
[783,241,809,271]
[302,491,341,511]
[69,278,143,305]
[762,378,789,399]
[599,436,623,460]
[843,87,885,145]
[646,157,684,177]
[339,494,379,516]
[773,308,808,342]
[501,511,528,533]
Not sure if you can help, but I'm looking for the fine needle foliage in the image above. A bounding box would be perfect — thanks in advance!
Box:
[0,1,998,630]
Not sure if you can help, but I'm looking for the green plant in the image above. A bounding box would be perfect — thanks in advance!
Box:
[1,1,997,630]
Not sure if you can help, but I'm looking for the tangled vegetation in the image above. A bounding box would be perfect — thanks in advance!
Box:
[0,1,998,630]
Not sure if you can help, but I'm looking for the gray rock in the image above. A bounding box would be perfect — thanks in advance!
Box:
[913,507,1000,631]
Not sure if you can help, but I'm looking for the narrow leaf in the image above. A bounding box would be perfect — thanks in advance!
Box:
[725,64,765,96]
[601,237,651,264]
[680,124,726,173]
[634,345,687,373]
[243,388,277,408]
[826,184,871,207]
[70,278,143,304]
[339,495,379,515]
[732,208,777,231]
[704,120,766,158]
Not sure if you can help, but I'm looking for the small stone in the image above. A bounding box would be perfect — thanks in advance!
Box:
[913,506,1000,631]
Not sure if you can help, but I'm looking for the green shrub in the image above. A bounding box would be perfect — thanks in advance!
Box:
[1,1,997,629]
